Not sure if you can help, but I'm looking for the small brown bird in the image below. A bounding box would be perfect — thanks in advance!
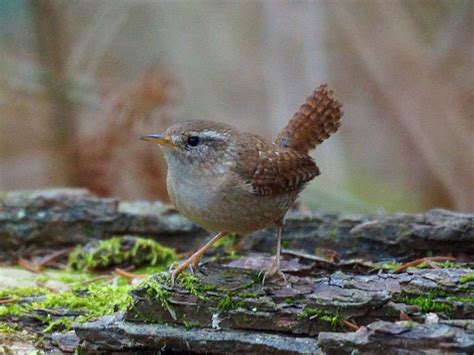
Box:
[141,84,343,284]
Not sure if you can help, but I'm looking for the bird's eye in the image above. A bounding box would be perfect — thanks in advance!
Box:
[187,136,200,147]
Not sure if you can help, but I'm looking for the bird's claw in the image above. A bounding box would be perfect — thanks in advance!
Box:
[259,263,287,285]
[168,254,203,287]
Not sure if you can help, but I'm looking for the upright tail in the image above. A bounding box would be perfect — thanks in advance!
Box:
[274,84,343,152]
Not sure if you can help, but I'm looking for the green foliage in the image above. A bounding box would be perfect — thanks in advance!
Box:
[68,236,177,271]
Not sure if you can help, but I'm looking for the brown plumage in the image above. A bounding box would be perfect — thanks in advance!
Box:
[235,141,320,196]
[275,84,343,152]
[141,84,343,284]
[236,84,342,196]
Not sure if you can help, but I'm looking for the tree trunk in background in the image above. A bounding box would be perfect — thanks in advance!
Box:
[30,0,79,186]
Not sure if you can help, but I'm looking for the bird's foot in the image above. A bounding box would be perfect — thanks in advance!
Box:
[259,261,287,285]
[169,253,203,286]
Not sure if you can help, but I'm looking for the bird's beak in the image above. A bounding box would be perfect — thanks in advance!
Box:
[140,134,177,148]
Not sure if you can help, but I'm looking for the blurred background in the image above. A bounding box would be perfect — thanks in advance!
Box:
[0,0,472,213]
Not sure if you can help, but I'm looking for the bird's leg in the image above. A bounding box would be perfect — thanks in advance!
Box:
[171,231,227,285]
[261,221,287,284]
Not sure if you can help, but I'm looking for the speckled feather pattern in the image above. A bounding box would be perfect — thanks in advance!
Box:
[156,85,342,233]
[275,84,343,152]
[234,138,320,196]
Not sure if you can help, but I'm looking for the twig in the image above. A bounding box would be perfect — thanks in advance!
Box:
[399,311,412,321]
[18,257,42,273]
[177,251,193,259]
[281,250,335,265]
[37,247,74,267]
[343,320,360,331]
[0,298,16,305]
[394,256,456,273]
[425,260,441,270]
[114,268,145,279]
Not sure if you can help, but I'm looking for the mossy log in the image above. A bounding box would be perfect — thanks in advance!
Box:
[1,188,473,353]
[318,320,474,354]
[75,316,474,354]
[0,188,206,257]
[74,255,474,352]
[1,188,473,261]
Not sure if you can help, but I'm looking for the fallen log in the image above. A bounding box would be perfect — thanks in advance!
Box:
[73,316,474,354]
[74,255,474,352]
[1,189,473,261]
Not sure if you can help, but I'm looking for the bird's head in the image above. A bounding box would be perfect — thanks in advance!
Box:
[141,120,238,168]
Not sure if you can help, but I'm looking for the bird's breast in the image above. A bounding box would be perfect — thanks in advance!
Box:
[166,169,294,234]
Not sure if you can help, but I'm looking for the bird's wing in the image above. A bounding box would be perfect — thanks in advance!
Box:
[234,140,320,196]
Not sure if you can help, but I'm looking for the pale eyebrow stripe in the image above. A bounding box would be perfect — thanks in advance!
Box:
[198,131,227,141]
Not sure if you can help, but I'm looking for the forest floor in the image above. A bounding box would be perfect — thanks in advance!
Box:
[0,189,473,353]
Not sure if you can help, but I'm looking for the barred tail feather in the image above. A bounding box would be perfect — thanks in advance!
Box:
[275,84,343,152]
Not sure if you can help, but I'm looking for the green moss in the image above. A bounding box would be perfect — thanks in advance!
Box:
[448,296,474,303]
[183,320,200,329]
[39,283,132,321]
[433,261,464,269]
[400,294,453,315]
[372,261,401,271]
[214,233,237,250]
[0,282,133,332]
[139,273,176,320]
[460,273,474,284]
[373,260,466,272]
[68,236,177,271]
[177,273,204,298]
[281,240,290,248]
[40,316,74,333]
[328,227,339,241]
[0,304,24,318]
[298,307,343,330]
[217,294,244,312]
[405,261,464,270]
[0,322,16,334]
[0,287,50,300]
[237,291,258,299]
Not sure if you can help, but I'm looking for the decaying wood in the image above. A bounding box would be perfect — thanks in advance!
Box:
[74,316,474,354]
[1,189,473,261]
[125,258,474,332]
[1,188,473,353]
[74,255,474,352]
[318,320,474,354]
[0,188,206,257]
[75,313,321,354]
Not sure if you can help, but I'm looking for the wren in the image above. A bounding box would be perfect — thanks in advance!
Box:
[141,84,343,284]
